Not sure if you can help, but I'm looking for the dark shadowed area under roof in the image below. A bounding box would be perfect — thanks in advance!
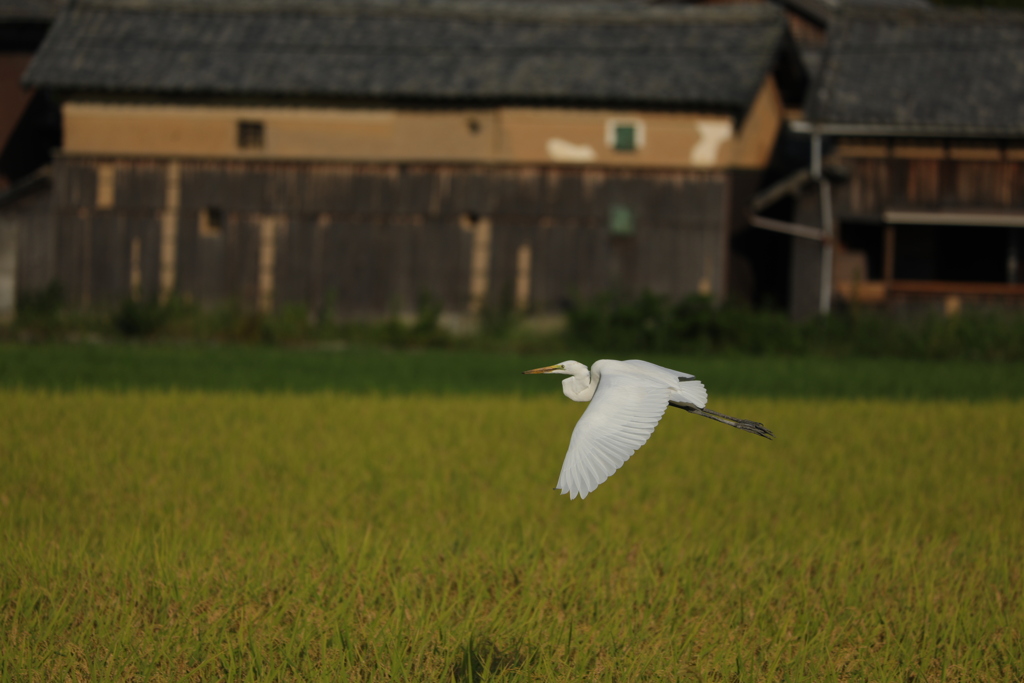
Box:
[806,8,1024,137]
[23,0,800,114]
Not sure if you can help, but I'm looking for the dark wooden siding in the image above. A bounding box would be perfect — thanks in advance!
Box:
[837,157,1024,218]
[4,185,56,294]
[46,157,731,315]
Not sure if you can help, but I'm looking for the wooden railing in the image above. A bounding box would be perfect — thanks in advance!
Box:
[836,279,1024,303]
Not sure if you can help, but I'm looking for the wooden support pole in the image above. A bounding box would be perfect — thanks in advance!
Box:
[129,235,141,301]
[459,214,492,315]
[257,215,277,313]
[751,168,812,213]
[95,163,116,209]
[883,224,896,284]
[819,177,834,315]
[514,243,532,312]
[1008,230,1019,284]
[748,215,827,242]
[159,160,180,303]
[0,217,15,324]
[80,207,92,308]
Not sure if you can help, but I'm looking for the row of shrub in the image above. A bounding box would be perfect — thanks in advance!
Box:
[11,285,509,348]
[566,292,1024,361]
[10,284,1024,360]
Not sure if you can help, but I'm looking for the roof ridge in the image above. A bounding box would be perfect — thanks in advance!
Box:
[26,0,796,112]
[68,0,785,26]
[834,5,1024,23]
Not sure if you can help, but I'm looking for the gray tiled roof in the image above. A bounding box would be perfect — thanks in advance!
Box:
[780,0,929,29]
[806,8,1024,136]
[0,0,62,21]
[24,0,792,113]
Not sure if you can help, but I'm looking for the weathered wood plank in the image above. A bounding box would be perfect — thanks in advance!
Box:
[42,157,735,314]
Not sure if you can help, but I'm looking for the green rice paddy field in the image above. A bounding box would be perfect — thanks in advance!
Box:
[2,345,1023,681]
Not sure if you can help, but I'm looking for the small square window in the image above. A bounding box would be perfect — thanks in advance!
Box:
[614,125,636,151]
[238,120,264,149]
[606,118,645,152]
[608,204,635,236]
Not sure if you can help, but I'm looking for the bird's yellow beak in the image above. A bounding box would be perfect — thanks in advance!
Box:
[523,364,562,375]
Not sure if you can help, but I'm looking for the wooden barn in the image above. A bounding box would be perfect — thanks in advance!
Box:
[755,8,1024,317]
[13,0,806,321]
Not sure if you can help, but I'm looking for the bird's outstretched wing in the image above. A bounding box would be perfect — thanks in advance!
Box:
[556,364,670,500]
[622,359,707,408]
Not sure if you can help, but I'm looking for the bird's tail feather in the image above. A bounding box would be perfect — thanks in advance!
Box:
[670,402,774,440]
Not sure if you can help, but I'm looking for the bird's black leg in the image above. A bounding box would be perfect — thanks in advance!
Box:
[669,402,775,440]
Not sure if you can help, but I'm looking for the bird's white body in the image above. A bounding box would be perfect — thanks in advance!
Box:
[526,359,709,500]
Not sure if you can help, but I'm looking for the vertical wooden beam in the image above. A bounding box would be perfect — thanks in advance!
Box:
[818,177,834,315]
[129,235,141,300]
[0,216,16,324]
[257,215,277,313]
[883,224,896,284]
[698,245,713,297]
[459,214,492,315]
[1008,229,1019,284]
[810,133,823,180]
[809,132,835,315]
[159,160,180,302]
[714,173,731,305]
[95,163,116,209]
[313,212,329,313]
[79,207,92,308]
[514,242,532,311]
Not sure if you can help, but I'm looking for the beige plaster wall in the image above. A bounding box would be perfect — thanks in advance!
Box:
[63,77,782,170]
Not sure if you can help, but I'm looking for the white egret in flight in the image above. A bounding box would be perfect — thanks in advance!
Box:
[524,359,772,499]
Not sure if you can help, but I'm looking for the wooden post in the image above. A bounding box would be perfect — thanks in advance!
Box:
[159,160,180,302]
[79,207,92,308]
[129,235,142,300]
[818,179,834,316]
[459,214,492,315]
[883,224,896,284]
[514,243,532,311]
[810,133,823,180]
[257,215,277,313]
[813,131,834,316]
[95,163,116,210]
[312,213,329,314]
[0,216,15,324]
[1008,229,1019,284]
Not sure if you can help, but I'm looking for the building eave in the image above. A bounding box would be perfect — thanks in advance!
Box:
[790,121,1024,140]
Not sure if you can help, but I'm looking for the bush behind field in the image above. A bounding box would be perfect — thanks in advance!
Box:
[16,290,460,348]
[567,292,1024,361]
[3,344,1024,399]
[8,287,1024,360]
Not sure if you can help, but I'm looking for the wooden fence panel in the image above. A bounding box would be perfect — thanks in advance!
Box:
[116,163,164,210]
[55,209,87,305]
[839,156,1024,218]
[89,211,129,304]
[274,213,314,308]
[12,189,56,294]
[136,213,162,302]
[42,158,732,314]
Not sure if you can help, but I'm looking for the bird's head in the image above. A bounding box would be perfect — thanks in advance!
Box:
[523,360,587,376]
